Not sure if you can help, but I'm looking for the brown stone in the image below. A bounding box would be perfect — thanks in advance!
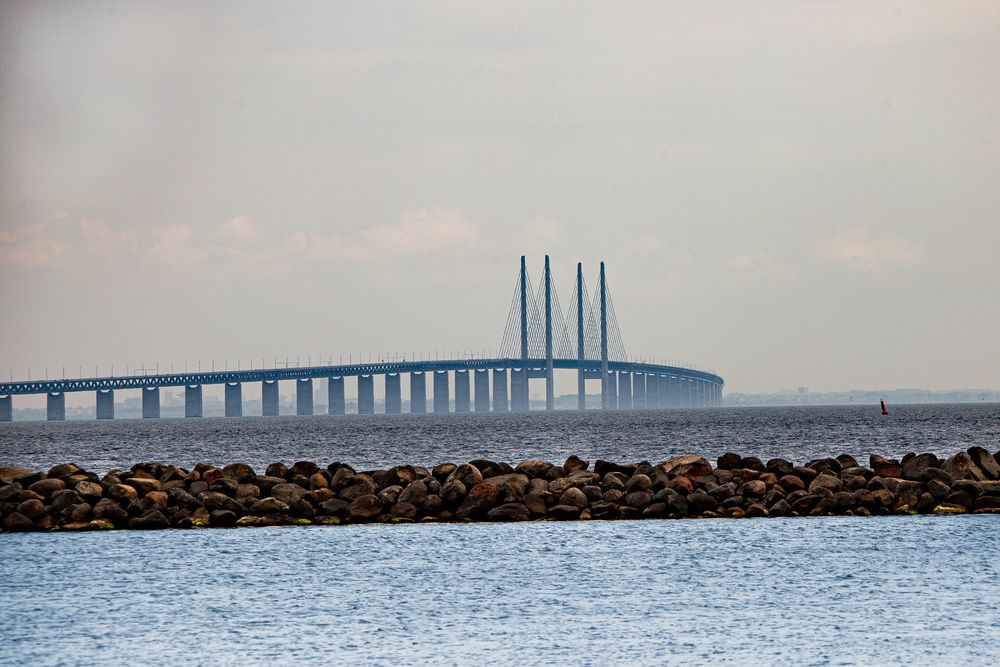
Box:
[563,456,589,473]
[28,478,66,499]
[222,463,257,483]
[455,482,502,519]
[348,494,383,520]
[655,455,713,479]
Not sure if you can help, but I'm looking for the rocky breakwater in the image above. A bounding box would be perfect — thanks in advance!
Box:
[2,448,999,532]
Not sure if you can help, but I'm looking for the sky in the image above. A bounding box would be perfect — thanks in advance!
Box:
[2,1,999,405]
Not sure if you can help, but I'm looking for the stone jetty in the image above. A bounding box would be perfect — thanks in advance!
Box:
[2,449,999,531]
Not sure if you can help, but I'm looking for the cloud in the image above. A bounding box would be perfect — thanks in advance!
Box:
[360,206,478,256]
[1,207,479,272]
[520,216,561,249]
[216,214,261,244]
[816,228,923,270]
[725,252,797,283]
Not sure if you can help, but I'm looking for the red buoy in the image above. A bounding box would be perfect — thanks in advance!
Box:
[880,399,889,416]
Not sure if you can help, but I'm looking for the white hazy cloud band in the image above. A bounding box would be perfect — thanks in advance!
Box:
[0,206,478,271]
[815,228,923,270]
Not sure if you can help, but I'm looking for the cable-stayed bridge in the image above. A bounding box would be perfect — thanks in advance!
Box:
[0,257,724,421]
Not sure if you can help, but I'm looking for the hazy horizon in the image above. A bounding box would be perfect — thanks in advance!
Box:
[3,1,999,405]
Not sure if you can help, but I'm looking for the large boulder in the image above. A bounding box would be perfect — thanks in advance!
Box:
[2,512,35,531]
[655,455,713,479]
[28,478,65,499]
[902,453,940,481]
[808,474,844,495]
[445,464,484,489]
[455,483,502,519]
[249,497,290,514]
[271,483,308,505]
[558,487,589,509]
[348,494,383,521]
[968,447,1000,480]
[47,463,81,479]
[222,463,257,483]
[869,455,903,478]
[199,491,241,512]
[941,452,987,482]
[74,480,104,502]
[514,460,554,479]
[127,510,170,529]
[0,467,33,485]
[487,503,530,521]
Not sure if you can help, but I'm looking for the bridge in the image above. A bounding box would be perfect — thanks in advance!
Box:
[0,257,724,421]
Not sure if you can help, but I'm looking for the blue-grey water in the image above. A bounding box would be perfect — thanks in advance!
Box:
[2,404,999,665]
[1,403,998,472]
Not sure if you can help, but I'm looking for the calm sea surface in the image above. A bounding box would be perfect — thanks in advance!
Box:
[1,403,998,472]
[2,405,999,666]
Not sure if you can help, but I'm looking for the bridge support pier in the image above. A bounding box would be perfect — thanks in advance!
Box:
[605,372,618,409]
[262,381,278,416]
[433,371,449,413]
[225,383,242,417]
[454,370,470,413]
[185,385,202,417]
[358,375,375,414]
[618,372,632,409]
[96,389,114,420]
[0,395,11,422]
[142,387,160,419]
[328,377,345,415]
[646,374,659,408]
[47,392,65,421]
[633,373,646,409]
[410,372,426,413]
[492,369,508,412]
[678,378,689,408]
[474,370,490,412]
[384,373,401,414]
[510,368,528,412]
[296,379,313,416]
[664,376,677,408]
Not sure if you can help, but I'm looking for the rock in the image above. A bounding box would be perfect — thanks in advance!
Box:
[210,509,238,527]
[28,478,65,499]
[769,499,792,517]
[624,490,653,510]
[927,479,951,499]
[967,447,1000,480]
[742,457,766,472]
[0,467,33,485]
[485,503,529,521]
[73,480,103,502]
[441,480,467,505]
[656,455,713,479]
[624,474,652,494]
[547,504,581,520]
[377,485,403,506]
[199,492,241,512]
[107,483,138,503]
[902,453,940,481]
[66,503,93,523]
[455,483,502,519]
[486,474,530,501]
[348,494,383,521]
[746,503,768,518]
[47,463,81,479]
[778,475,806,493]
[318,498,349,515]
[974,496,1000,510]
[208,478,239,495]
[765,458,794,476]
[941,452,986,482]
[515,460,553,479]
[932,503,966,515]
[717,453,742,470]
[869,455,903,478]
[791,466,818,485]
[16,498,45,518]
[687,489,718,513]
[222,463,257,483]
[127,510,170,529]
[51,489,83,512]
[124,477,161,496]
[469,460,511,479]
[398,481,428,507]
[290,498,316,518]
[291,461,319,477]
[2,512,35,530]
[917,492,938,514]
[0,482,22,502]
[558,487,589,509]
[641,503,667,518]
[265,463,288,478]
[808,474,843,495]
[201,468,224,484]
[250,497,290,514]
[563,456,589,473]
[741,480,766,498]
[664,493,689,517]
[523,491,548,516]
[432,463,457,481]
[666,476,694,495]
[236,484,260,499]
[445,464,484,489]
[271,483,308,505]
[93,498,128,524]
